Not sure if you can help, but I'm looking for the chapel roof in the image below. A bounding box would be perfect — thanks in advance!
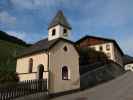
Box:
[48,10,72,29]
[17,38,74,58]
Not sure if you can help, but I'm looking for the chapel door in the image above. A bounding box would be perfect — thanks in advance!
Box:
[37,64,44,80]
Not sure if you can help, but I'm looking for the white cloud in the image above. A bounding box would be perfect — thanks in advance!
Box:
[6,31,47,43]
[0,11,16,27]
[6,31,27,40]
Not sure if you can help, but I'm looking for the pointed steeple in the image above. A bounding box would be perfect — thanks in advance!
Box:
[48,10,72,41]
[48,10,72,30]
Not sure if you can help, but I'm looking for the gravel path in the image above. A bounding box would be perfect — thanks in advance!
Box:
[51,71,133,100]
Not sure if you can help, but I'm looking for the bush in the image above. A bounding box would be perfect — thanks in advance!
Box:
[0,70,19,84]
[77,47,108,65]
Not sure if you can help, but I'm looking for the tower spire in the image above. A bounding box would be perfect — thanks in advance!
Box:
[48,10,71,30]
[48,10,72,41]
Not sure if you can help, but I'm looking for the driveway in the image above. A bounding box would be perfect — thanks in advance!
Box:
[51,71,133,100]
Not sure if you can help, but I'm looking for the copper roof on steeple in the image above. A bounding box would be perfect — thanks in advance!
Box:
[48,10,72,29]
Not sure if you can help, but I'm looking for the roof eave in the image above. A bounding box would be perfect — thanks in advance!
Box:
[48,23,72,30]
[16,49,48,59]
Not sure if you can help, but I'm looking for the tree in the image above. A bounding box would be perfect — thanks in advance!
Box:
[77,47,108,65]
[0,71,19,84]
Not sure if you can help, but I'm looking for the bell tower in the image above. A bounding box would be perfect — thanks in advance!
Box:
[48,10,72,41]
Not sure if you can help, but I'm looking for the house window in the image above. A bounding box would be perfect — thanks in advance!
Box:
[62,66,69,80]
[63,29,68,37]
[107,53,111,59]
[29,58,33,73]
[106,44,110,51]
[99,46,103,51]
[52,29,56,36]
[63,46,68,52]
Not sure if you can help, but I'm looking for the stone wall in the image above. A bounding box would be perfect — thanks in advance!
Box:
[80,62,125,90]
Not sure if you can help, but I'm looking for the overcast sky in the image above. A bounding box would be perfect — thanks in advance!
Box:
[0,0,133,56]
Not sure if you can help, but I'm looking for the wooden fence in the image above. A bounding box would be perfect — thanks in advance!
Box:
[0,79,47,100]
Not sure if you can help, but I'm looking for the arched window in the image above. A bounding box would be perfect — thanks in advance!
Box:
[52,29,56,36]
[29,58,33,73]
[63,46,68,52]
[63,28,67,33]
[63,28,68,37]
[62,66,69,80]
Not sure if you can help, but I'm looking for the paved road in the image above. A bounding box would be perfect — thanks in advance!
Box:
[51,71,133,100]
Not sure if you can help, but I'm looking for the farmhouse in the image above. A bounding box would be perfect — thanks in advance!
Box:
[76,35,124,66]
[16,10,80,94]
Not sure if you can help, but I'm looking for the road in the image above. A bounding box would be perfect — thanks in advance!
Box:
[51,71,133,100]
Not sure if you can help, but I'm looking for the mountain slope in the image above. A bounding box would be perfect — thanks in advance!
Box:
[0,31,30,71]
[0,31,30,46]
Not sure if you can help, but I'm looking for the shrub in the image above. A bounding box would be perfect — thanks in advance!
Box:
[0,70,19,84]
[77,47,108,65]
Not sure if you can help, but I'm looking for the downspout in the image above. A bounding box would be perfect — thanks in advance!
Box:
[47,51,50,93]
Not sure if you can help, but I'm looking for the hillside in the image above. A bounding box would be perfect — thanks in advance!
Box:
[0,31,30,71]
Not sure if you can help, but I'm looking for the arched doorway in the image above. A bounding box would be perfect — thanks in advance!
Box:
[37,64,44,80]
